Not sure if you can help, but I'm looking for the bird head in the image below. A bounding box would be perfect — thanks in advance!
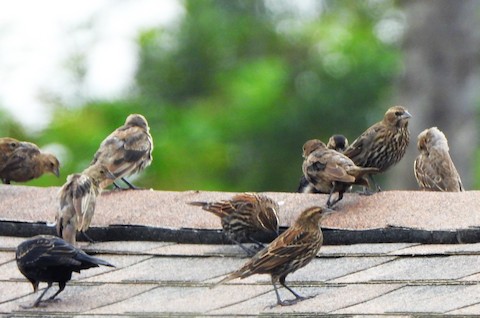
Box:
[42,154,60,177]
[302,139,326,158]
[417,127,449,152]
[125,114,149,130]
[327,135,349,152]
[296,206,334,227]
[384,106,412,128]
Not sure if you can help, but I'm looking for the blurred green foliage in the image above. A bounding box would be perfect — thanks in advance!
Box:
[3,0,402,191]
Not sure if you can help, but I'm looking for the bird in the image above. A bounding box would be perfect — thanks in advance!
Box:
[0,141,60,184]
[343,105,411,192]
[215,206,333,307]
[0,137,22,170]
[56,164,115,245]
[414,127,464,192]
[188,193,280,256]
[16,235,114,308]
[298,134,349,194]
[302,139,379,207]
[90,114,153,190]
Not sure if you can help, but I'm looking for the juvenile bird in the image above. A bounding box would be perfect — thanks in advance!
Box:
[188,193,280,256]
[298,135,349,194]
[414,127,464,192]
[90,114,153,189]
[302,139,379,207]
[56,164,115,245]
[0,141,60,184]
[343,106,411,191]
[16,235,114,308]
[0,137,22,170]
[215,206,332,307]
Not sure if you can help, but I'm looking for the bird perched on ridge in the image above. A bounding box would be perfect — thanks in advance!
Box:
[302,139,379,207]
[215,206,332,307]
[298,134,349,194]
[414,127,464,192]
[16,235,114,308]
[0,137,22,170]
[56,164,115,245]
[188,193,280,256]
[0,141,60,184]
[90,114,153,189]
[343,105,411,192]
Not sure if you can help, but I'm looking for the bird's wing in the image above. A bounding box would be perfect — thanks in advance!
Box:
[22,237,81,268]
[343,124,381,161]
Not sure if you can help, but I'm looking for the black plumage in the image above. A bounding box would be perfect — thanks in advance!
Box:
[16,235,114,307]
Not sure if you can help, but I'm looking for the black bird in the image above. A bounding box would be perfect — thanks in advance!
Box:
[16,235,114,307]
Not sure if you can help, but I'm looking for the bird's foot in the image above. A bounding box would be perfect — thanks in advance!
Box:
[269,295,316,308]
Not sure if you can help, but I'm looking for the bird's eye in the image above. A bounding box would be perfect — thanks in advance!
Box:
[394,111,402,116]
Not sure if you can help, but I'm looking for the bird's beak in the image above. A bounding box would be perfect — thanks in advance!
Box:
[53,167,60,177]
[323,207,336,216]
[105,170,117,180]
[402,111,412,119]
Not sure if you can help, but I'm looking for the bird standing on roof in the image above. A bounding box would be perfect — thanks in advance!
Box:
[56,164,115,245]
[188,193,280,256]
[343,105,411,192]
[215,206,332,307]
[414,127,464,192]
[0,140,60,184]
[16,235,114,308]
[302,139,378,207]
[90,114,153,189]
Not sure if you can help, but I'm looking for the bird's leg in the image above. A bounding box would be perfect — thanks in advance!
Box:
[279,277,315,305]
[370,175,382,192]
[81,231,96,244]
[247,236,266,249]
[28,283,52,308]
[121,177,140,190]
[326,182,337,208]
[269,278,286,308]
[47,282,65,301]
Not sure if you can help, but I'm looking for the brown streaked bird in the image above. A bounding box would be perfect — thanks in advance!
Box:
[0,141,60,184]
[56,164,115,245]
[298,134,349,194]
[16,235,114,308]
[414,127,464,192]
[0,137,22,170]
[302,139,379,207]
[215,206,333,307]
[90,113,153,189]
[188,193,280,256]
[343,105,411,192]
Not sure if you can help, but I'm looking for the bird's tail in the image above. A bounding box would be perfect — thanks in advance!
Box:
[188,201,226,218]
[211,272,241,289]
[353,167,380,178]
[78,251,115,268]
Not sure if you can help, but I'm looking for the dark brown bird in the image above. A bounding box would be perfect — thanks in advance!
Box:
[298,135,349,194]
[0,137,22,171]
[56,164,115,245]
[0,141,60,184]
[16,235,114,308]
[302,139,379,207]
[343,105,411,191]
[188,193,280,255]
[215,206,332,307]
[90,114,153,189]
[414,127,464,192]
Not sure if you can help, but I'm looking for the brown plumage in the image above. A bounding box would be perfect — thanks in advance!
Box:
[414,127,464,192]
[0,137,22,171]
[90,114,153,189]
[216,206,332,307]
[56,164,115,245]
[343,106,411,191]
[0,141,60,184]
[298,135,349,194]
[302,139,379,207]
[16,235,114,307]
[188,193,280,255]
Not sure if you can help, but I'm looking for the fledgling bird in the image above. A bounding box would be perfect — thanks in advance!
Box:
[302,139,379,207]
[343,106,411,192]
[56,164,115,245]
[298,134,349,194]
[90,114,153,189]
[0,141,60,184]
[188,193,280,256]
[16,235,114,308]
[0,137,22,170]
[215,206,332,307]
[414,127,464,192]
